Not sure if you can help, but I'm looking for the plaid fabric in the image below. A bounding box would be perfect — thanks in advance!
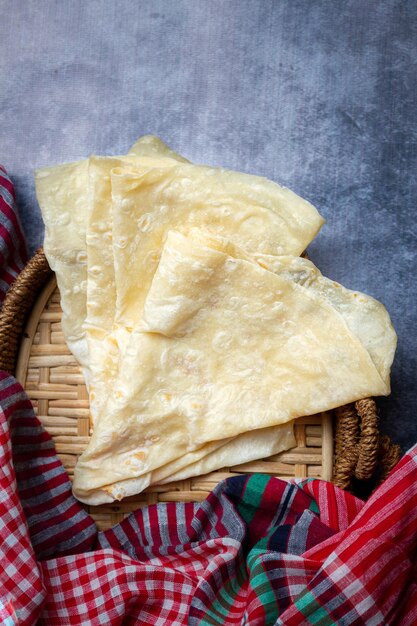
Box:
[1,372,416,625]
[0,167,27,302]
[2,169,417,624]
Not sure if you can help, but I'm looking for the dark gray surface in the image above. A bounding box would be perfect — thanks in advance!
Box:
[1,1,416,451]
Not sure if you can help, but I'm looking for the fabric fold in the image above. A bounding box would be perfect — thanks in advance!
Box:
[1,370,416,625]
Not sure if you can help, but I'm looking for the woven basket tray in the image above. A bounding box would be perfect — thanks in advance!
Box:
[0,250,401,530]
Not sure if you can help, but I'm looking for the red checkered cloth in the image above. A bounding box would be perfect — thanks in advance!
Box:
[2,372,417,625]
[0,167,27,302]
[1,168,417,625]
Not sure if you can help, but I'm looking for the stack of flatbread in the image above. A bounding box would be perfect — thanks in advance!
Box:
[36,136,397,504]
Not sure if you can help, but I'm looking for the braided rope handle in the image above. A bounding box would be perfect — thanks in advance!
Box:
[333,398,401,492]
[0,249,52,373]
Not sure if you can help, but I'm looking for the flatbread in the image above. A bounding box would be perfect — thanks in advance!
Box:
[110,162,325,333]
[36,142,300,487]
[85,151,298,479]
[35,161,90,371]
[86,154,186,338]
[35,137,186,372]
[151,241,396,484]
[253,253,397,389]
[128,134,190,163]
[85,147,325,477]
[38,140,395,507]
[156,421,297,484]
[85,154,182,417]
[73,231,388,504]
[86,166,300,478]
[104,156,324,480]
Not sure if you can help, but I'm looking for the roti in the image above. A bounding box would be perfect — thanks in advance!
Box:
[73,231,388,504]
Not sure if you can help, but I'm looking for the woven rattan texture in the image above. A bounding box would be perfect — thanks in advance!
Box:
[16,277,333,530]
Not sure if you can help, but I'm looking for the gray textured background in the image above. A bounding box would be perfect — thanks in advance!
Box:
[1,1,416,451]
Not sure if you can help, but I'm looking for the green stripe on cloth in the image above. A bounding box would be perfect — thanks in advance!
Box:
[249,567,279,625]
[295,589,335,625]
[198,564,247,624]
[309,498,320,515]
[237,474,271,524]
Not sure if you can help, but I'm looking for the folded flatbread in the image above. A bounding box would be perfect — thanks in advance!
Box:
[35,160,90,370]
[85,154,182,417]
[37,139,315,489]
[110,162,325,333]
[38,139,396,506]
[35,137,186,373]
[128,134,190,162]
[85,152,325,485]
[73,231,390,504]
